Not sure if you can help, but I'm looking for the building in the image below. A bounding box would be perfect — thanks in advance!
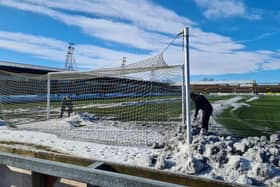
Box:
[191,80,280,94]
[0,61,62,75]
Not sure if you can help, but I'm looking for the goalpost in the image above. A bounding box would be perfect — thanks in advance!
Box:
[0,27,192,144]
[182,27,192,144]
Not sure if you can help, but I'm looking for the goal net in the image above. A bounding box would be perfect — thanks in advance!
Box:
[0,70,48,125]
[46,54,183,122]
[0,53,184,146]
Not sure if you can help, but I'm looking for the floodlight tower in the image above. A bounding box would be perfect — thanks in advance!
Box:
[121,57,127,68]
[65,42,76,71]
[121,57,127,76]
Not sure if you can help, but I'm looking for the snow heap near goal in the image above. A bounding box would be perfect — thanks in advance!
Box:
[14,112,177,147]
[0,114,279,186]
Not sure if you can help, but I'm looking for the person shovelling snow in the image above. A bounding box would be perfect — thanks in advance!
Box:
[191,92,213,135]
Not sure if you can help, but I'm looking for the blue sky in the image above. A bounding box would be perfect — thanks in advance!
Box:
[0,0,279,83]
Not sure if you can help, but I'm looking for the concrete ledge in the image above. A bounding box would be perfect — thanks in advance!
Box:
[0,144,252,187]
[0,151,185,187]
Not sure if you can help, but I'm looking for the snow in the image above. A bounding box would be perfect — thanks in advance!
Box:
[0,129,160,167]
[7,113,172,147]
[206,96,259,133]
[165,131,280,186]
[230,102,250,111]
[0,96,279,186]
[212,96,243,115]
[246,96,259,102]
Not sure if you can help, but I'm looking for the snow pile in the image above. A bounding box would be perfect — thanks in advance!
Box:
[66,112,98,127]
[164,128,280,187]
[0,125,279,186]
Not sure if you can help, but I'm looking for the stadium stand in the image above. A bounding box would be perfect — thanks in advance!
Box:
[0,61,279,95]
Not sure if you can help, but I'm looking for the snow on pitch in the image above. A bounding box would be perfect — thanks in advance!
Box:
[0,96,280,186]
[0,129,160,167]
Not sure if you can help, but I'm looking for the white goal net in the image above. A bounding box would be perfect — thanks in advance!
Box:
[47,54,183,121]
[0,53,184,146]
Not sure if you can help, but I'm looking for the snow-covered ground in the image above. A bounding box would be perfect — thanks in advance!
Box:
[0,129,161,166]
[166,129,280,187]
[8,113,177,147]
[0,96,279,186]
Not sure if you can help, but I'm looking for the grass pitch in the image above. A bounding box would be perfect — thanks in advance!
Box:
[215,96,280,136]
[1,95,229,123]
[2,94,279,137]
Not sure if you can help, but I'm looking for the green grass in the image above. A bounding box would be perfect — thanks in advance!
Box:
[78,101,182,121]
[216,96,280,136]
[6,94,279,138]
[75,95,233,122]
[73,96,182,121]
[1,96,179,110]
[237,96,280,130]
[0,96,182,122]
[1,95,236,123]
[2,94,279,138]
[208,95,235,102]
[215,107,265,136]
[76,95,179,104]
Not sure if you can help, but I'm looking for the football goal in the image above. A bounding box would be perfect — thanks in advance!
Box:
[0,54,183,124]
[0,28,191,145]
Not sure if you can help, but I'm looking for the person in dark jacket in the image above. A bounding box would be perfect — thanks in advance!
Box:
[190,92,213,134]
[60,96,73,118]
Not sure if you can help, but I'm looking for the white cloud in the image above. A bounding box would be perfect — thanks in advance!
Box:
[194,0,262,20]
[0,0,173,51]
[24,0,194,34]
[0,0,279,77]
[190,50,263,75]
[190,28,245,52]
[262,59,280,71]
[0,0,246,53]
[0,31,148,69]
[0,30,66,62]
[163,45,279,75]
[260,52,280,71]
